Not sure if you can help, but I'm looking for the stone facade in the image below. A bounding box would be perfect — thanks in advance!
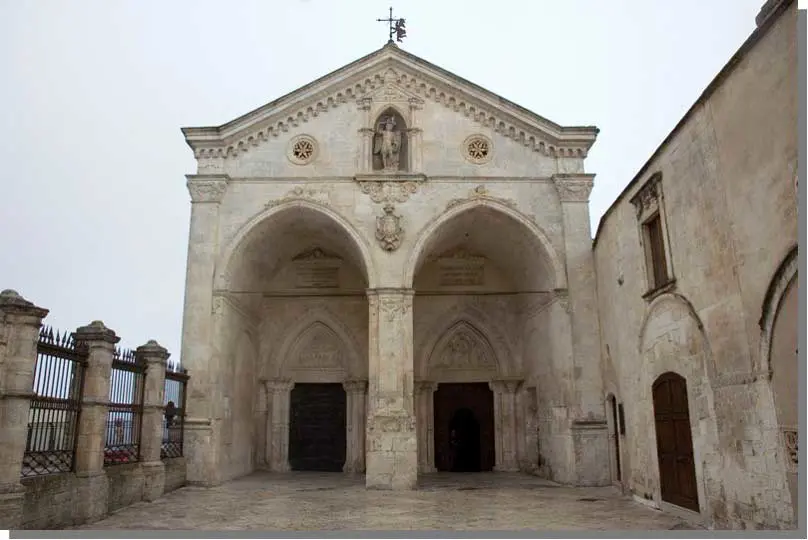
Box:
[593,0,798,529]
[179,39,606,492]
[176,0,798,530]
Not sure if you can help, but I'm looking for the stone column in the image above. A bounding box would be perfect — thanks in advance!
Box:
[264,379,293,472]
[407,98,423,172]
[180,174,228,486]
[136,339,169,501]
[553,174,609,486]
[552,174,603,417]
[0,290,48,530]
[365,288,417,490]
[414,380,438,473]
[343,379,367,474]
[73,320,119,523]
[490,379,522,472]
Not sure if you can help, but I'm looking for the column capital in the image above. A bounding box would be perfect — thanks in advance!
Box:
[414,380,438,394]
[186,174,230,203]
[0,289,48,321]
[73,320,120,346]
[366,287,415,298]
[342,379,368,394]
[489,378,524,394]
[263,378,294,392]
[552,173,595,203]
[136,339,170,365]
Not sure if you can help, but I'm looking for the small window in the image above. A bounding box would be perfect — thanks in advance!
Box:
[644,213,669,289]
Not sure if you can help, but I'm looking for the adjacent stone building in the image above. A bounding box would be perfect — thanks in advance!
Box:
[177,0,798,529]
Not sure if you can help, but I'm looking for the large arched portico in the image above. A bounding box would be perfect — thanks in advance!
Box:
[408,201,580,481]
[202,201,372,482]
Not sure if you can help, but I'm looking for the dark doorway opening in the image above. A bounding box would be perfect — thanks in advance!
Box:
[653,372,699,512]
[434,383,494,472]
[289,383,346,472]
[608,394,622,482]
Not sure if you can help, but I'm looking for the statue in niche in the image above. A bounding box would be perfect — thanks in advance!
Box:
[373,116,403,171]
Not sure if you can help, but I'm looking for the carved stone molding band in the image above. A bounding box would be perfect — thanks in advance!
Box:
[446,185,517,210]
[187,176,229,203]
[265,186,331,209]
[630,173,662,217]
[359,181,422,204]
[553,175,594,203]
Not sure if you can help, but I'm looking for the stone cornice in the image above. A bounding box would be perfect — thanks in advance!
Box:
[553,173,595,203]
[186,174,230,203]
[183,45,598,162]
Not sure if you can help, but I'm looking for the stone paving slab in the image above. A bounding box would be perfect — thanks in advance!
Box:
[74,472,700,531]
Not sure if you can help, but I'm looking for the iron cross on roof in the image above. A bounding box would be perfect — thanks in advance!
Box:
[376,7,406,43]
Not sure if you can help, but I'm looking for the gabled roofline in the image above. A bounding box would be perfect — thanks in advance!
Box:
[592,0,794,248]
[181,42,598,154]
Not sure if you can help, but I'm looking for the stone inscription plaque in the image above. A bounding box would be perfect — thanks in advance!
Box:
[439,262,484,287]
[295,264,340,289]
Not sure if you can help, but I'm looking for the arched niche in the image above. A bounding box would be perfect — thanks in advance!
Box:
[426,320,500,383]
[372,107,409,172]
[282,321,350,383]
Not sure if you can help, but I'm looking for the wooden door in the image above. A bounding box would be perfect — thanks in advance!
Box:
[653,372,699,512]
[289,383,346,472]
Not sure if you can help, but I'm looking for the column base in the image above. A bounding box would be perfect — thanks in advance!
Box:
[141,461,166,502]
[366,414,417,490]
[571,420,610,486]
[75,470,109,524]
[0,483,26,530]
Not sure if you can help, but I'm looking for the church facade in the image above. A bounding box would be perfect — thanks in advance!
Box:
[178,0,797,529]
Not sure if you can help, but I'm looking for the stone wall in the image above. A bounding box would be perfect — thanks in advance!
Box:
[592,0,797,529]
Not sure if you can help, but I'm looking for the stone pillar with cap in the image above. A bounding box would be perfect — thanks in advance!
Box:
[490,378,523,472]
[414,380,437,473]
[342,379,368,474]
[137,339,170,501]
[264,379,294,472]
[72,320,119,523]
[0,290,49,530]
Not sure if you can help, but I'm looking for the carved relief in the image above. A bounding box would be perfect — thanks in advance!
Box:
[265,186,331,208]
[463,134,493,165]
[446,185,516,210]
[359,181,421,203]
[290,323,345,372]
[433,329,496,371]
[375,204,404,251]
[554,176,594,203]
[630,173,662,218]
[782,428,797,472]
[380,295,411,323]
[287,135,318,165]
[187,179,228,203]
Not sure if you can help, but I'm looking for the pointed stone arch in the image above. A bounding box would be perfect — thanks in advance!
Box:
[758,245,798,374]
[424,320,501,382]
[269,309,365,381]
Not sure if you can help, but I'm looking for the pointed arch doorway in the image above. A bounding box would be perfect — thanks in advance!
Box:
[434,383,495,472]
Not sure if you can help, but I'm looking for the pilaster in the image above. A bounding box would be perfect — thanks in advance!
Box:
[264,379,294,472]
[489,378,523,472]
[414,380,438,473]
[343,379,368,474]
[181,173,228,486]
[365,288,417,490]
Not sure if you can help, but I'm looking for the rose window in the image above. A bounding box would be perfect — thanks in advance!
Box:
[287,135,318,165]
[464,135,493,164]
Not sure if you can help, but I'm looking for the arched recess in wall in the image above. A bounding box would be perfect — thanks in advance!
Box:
[372,107,409,172]
[213,199,377,292]
[758,245,798,374]
[424,320,501,383]
[403,198,565,291]
[267,308,364,381]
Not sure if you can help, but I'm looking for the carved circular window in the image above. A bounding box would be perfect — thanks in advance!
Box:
[463,135,493,164]
[287,135,318,165]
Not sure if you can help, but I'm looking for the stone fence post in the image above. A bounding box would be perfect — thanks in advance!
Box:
[0,290,48,530]
[73,320,118,524]
[137,339,169,501]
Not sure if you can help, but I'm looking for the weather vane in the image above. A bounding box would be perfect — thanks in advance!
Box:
[376,7,406,44]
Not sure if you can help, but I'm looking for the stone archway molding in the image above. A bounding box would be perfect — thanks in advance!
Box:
[214,199,378,290]
[758,245,798,374]
[402,198,566,289]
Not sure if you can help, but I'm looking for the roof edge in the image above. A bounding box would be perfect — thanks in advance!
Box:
[592,0,794,249]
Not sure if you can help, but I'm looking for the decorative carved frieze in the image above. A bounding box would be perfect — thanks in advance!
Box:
[265,186,331,209]
[553,174,594,203]
[630,173,662,218]
[360,181,420,203]
[445,185,517,211]
[187,65,594,161]
[375,204,404,251]
[379,294,412,322]
[187,175,229,203]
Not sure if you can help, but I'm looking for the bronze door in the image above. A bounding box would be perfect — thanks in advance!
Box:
[653,372,699,512]
[434,383,495,472]
[289,383,346,472]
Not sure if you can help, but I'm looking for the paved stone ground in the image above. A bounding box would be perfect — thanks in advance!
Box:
[75,472,700,531]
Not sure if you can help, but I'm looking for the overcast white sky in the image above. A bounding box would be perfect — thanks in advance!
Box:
[1,0,767,358]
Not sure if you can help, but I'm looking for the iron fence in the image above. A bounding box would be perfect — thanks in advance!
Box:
[161,360,188,459]
[104,347,145,465]
[21,326,87,477]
